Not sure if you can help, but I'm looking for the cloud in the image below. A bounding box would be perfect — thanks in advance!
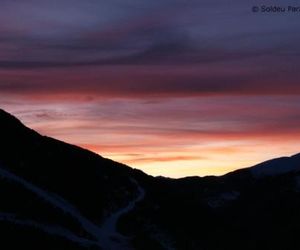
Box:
[1,0,300,177]
[0,0,300,70]
[0,57,300,99]
[0,0,300,100]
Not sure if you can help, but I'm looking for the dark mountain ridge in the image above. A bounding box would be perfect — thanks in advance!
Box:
[0,109,300,250]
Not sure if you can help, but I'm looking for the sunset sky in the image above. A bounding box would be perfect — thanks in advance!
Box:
[1,0,300,178]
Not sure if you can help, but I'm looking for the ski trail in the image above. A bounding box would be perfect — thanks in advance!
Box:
[0,212,95,247]
[0,166,145,250]
[0,166,104,246]
[97,178,145,250]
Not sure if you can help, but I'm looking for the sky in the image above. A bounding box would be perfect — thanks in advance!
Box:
[1,0,300,178]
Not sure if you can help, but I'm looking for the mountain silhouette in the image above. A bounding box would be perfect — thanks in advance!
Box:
[0,109,300,250]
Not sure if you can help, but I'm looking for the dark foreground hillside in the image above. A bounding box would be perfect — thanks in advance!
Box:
[0,109,300,250]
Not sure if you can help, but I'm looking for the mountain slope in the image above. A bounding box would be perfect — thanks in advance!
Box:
[0,109,151,249]
[0,109,300,250]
